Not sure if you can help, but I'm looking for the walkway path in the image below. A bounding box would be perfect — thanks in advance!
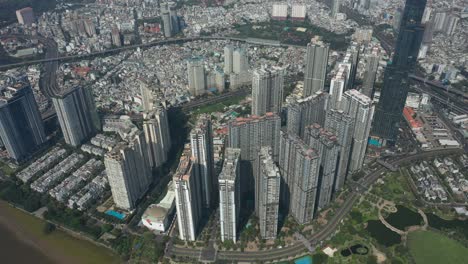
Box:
[378,211,405,235]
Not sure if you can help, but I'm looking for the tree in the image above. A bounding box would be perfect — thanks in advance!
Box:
[43,222,56,235]
[313,253,328,264]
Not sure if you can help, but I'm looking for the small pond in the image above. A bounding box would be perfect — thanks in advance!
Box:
[340,244,369,257]
[385,205,422,230]
[366,220,401,247]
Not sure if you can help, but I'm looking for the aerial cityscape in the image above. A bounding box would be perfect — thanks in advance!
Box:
[0,0,467,263]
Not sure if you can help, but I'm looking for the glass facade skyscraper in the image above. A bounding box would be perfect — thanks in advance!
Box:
[372,0,426,144]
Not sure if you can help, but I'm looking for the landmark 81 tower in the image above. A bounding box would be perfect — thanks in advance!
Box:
[372,0,426,144]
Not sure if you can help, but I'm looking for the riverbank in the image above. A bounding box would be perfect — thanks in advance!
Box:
[0,201,121,264]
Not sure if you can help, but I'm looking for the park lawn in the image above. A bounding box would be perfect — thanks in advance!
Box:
[407,230,468,264]
[0,201,121,264]
[194,102,226,115]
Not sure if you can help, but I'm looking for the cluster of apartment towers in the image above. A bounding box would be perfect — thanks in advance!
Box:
[175,39,375,243]
[0,37,375,244]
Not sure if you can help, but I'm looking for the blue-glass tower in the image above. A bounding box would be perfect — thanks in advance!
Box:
[372,0,426,144]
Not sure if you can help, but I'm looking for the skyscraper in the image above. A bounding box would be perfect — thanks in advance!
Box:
[255,147,280,239]
[372,0,426,144]
[224,45,234,74]
[140,81,154,111]
[233,48,248,74]
[329,65,348,110]
[161,2,179,37]
[324,109,354,192]
[303,40,329,97]
[341,90,374,174]
[187,57,206,96]
[169,2,180,34]
[331,0,341,18]
[286,91,329,139]
[361,51,380,99]
[143,104,171,168]
[190,114,215,209]
[228,113,281,200]
[105,131,151,210]
[228,113,281,162]
[251,67,284,116]
[52,86,101,147]
[174,149,202,241]
[305,124,340,209]
[219,148,241,243]
[279,130,320,224]
[0,79,46,162]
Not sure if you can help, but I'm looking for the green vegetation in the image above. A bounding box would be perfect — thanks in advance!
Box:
[0,201,121,263]
[0,161,16,176]
[407,230,468,264]
[128,232,165,263]
[192,94,246,115]
[0,180,44,212]
[232,20,352,50]
[370,171,416,204]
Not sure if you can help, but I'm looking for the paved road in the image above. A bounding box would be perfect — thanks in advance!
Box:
[169,149,464,262]
[0,36,292,71]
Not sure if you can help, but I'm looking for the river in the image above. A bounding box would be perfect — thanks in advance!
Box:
[0,221,55,264]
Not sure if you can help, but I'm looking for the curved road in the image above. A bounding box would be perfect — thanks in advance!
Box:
[169,148,463,262]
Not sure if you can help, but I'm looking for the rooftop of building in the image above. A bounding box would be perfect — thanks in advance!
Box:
[259,147,280,177]
[219,148,241,181]
[280,130,319,159]
[344,89,372,105]
[230,112,280,126]
[173,149,194,182]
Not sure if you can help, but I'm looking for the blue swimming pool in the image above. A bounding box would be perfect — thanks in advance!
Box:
[368,138,381,147]
[294,255,313,264]
[105,210,126,220]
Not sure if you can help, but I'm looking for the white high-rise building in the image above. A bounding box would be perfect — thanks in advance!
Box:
[306,124,340,209]
[304,40,329,97]
[190,114,215,209]
[329,65,349,110]
[255,147,280,239]
[224,45,234,74]
[331,0,341,18]
[219,148,241,243]
[286,91,329,139]
[233,48,248,74]
[341,89,374,174]
[228,113,281,162]
[251,67,284,116]
[105,131,152,210]
[361,51,380,99]
[324,109,354,192]
[279,131,320,224]
[272,3,288,20]
[143,104,171,168]
[187,57,206,96]
[228,113,281,198]
[291,4,307,21]
[174,149,202,241]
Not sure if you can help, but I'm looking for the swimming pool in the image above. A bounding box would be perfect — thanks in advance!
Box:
[294,255,313,264]
[105,210,126,220]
